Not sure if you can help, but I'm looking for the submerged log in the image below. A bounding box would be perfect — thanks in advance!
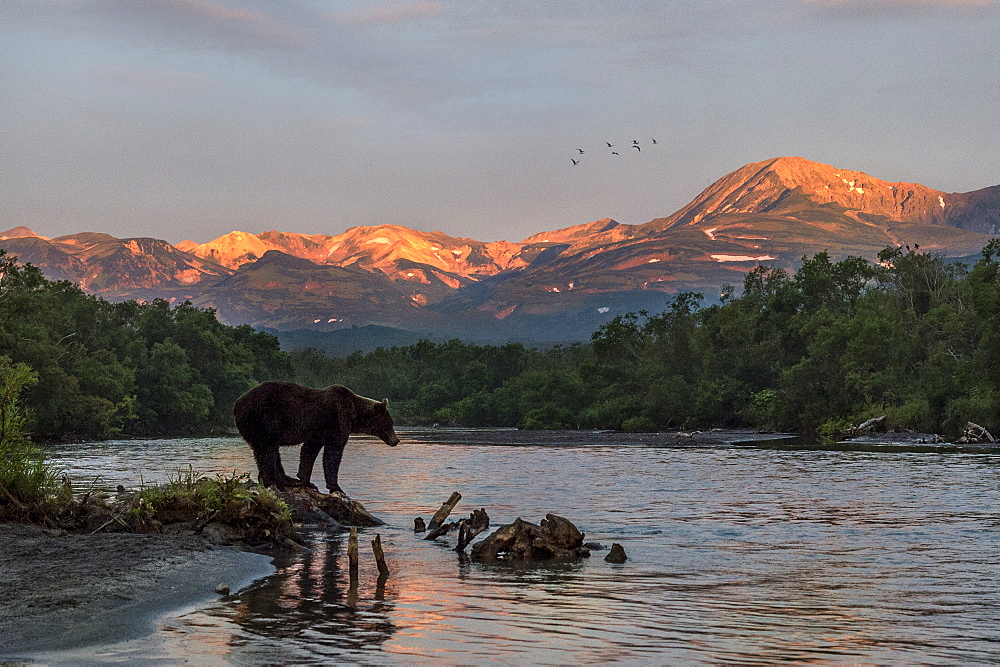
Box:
[275,487,384,527]
[425,507,490,544]
[424,521,454,540]
[428,492,462,532]
[470,514,590,562]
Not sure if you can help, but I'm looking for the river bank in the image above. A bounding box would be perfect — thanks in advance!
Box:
[0,522,274,658]
[403,427,784,446]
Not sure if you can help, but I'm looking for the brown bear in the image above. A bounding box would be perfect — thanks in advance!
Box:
[234,381,400,494]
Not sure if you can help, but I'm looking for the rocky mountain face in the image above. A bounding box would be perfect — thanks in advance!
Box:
[4,157,998,342]
[654,156,1000,233]
[0,231,231,296]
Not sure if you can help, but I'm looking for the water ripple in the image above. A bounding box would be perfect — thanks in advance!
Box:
[39,436,1000,664]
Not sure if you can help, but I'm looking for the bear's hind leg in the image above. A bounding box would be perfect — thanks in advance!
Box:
[249,438,302,489]
[296,439,322,491]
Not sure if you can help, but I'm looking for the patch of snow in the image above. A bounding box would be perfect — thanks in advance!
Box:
[314,319,321,323]
[366,237,392,245]
[568,282,575,290]
[598,307,610,313]
[406,272,415,277]
[702,227,718,240]
[939,196,946,209]
[648,258,659,263]
[711,254,777,262]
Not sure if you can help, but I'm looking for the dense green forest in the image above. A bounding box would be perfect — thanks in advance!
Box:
[0,250,289,440]
[3,242,1000,441]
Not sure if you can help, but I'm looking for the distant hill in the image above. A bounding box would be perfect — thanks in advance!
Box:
[3,156,998,342]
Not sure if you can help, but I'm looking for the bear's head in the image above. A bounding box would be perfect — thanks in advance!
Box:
[364,398,400,447]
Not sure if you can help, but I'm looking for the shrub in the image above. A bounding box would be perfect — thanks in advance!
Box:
[0,357,70,518]
[621,416,658,433]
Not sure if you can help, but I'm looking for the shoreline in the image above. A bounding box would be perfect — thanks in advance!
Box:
[0,522,275,659]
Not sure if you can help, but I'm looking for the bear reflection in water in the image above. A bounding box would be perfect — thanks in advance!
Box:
[234,381,400,495]
[220,531,398,650]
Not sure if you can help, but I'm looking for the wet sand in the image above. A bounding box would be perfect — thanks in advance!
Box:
[0,523,274,658]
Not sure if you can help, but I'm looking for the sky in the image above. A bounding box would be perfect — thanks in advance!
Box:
[2,1,998,245]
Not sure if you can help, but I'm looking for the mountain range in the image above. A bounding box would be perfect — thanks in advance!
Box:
[4,156,998,344]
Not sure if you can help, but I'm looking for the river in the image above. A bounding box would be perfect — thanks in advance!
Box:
[37,431,1000,663]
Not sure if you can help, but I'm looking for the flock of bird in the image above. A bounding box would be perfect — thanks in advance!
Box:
[571,138,659,165]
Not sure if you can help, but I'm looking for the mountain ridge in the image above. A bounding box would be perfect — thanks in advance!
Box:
[4,156,998,341]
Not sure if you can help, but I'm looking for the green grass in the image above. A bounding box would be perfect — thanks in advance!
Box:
[126,470,293,542]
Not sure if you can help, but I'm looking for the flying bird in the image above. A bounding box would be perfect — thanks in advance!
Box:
[611,151,619,155]
[633,145,640,151]
[651,138,658,144]
[577,148,585,154]
[571,158,579,165]
[606,142,614,147]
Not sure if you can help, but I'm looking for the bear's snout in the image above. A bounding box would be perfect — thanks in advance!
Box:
[382,432,401,447]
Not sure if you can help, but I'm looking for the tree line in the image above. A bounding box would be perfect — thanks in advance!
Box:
[287,241,1000,439]
[3,241,1000,441]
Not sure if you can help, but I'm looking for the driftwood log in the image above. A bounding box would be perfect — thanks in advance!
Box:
[275,487,384,528]
[843,415,887,438]
[957,422,997,444]
[470,514,590,562]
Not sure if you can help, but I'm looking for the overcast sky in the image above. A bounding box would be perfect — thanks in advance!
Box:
[2,1,998,244]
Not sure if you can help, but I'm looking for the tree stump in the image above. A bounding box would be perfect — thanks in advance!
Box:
[348,527,359,582]
[470,514,590,562]
[604,543,628,563]
[372,533,390,578]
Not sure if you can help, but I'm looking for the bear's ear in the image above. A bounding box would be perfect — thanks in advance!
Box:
[382,398,389,407]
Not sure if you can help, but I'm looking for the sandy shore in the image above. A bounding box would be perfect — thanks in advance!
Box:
[0,522,274,658]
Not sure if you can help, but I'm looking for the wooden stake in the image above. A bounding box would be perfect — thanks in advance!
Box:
[371,533,390,578]
[348,527,359,582]
[428,491,461,531]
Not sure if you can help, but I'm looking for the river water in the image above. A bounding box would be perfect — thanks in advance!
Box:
[38,431,1000,664]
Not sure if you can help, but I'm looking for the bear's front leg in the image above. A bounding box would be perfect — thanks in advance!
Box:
[321,436,348,495]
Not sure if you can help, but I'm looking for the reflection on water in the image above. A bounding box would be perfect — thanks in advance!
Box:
[40,434,1000,663]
